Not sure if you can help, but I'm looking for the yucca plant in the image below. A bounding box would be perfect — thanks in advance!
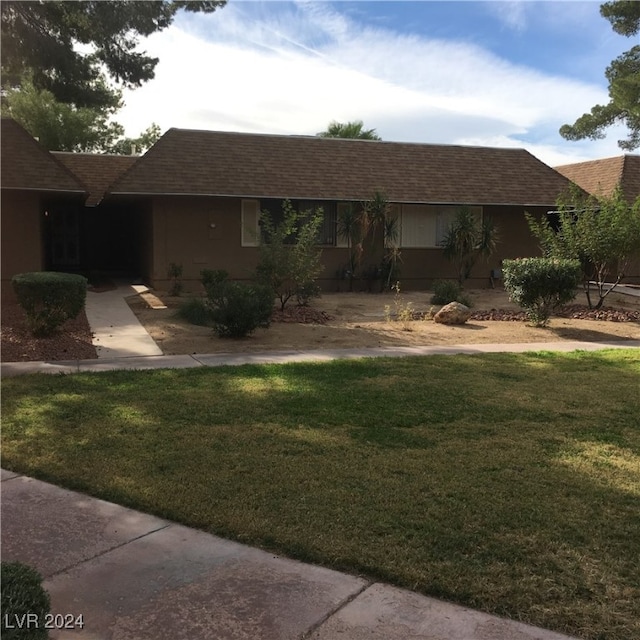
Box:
[442,207,499,285]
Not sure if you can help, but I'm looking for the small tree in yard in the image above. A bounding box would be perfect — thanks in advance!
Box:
[336,191,397,291]
[442,207,499,285]
[526,187,640,309]
[336,203,361,292]
[256,200,324,310]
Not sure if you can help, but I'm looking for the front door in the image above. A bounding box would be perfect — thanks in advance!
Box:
[47,206,81,268]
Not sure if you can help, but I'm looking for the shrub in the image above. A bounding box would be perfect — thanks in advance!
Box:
[256,201,323,310]
[12,271,88,337]
[526,186,640,309]
[167,262,183,297]
[1,561,50,640]
[176,297,213,327]
[441,207,499,285]
[430,280,471,307]
[503,257,581,327]
[203,270,273,338]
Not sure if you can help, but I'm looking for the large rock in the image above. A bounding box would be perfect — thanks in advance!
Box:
[434,301,471,325]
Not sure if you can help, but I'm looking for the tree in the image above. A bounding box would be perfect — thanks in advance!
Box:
[1,1,224,152]
[526,187,640,308]
[336,191,397,291]
[256,201,324,310]
[442,208,499,286]
[1,79,160,153]
[1,1,226,109]
[559,1,640,150]
[336,203,360,291]
[317,120,381,140]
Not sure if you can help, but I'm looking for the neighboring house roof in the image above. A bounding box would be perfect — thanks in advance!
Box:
[110,128,573,206]
[555,155,640,202]
[0,118,87,194]
[52,152,138,206]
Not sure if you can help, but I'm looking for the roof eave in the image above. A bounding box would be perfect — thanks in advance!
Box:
[107,190,558,207]
[2,186,87,195]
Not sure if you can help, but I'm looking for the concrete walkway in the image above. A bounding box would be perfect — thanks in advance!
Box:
[3,338,640,377]
[85,284,162,358]
[1,470,577,640]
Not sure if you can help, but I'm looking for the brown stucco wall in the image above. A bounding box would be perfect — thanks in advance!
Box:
[146,197,552,292]
[1,190,44,299]
[149,196,254,290]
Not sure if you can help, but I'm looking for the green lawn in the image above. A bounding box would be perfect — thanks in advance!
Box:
[2,350,639,639]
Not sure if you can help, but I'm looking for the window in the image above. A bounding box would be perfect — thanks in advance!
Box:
[241,199,260,246]
[259,199,337,246]
[435,206,482,246]
[399,204,483,248]
[400,204,436,247]
[336,203,353,248]
[299,201,336,246]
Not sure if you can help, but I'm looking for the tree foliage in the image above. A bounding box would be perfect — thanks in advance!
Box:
[256,201,324,310]
[526,186,640,308]
[559,1,640,150]
[336,191,399,291]
[1,78,160,152]
[0,1,224,152]
[442,207,499,285]
[1,1,225,109]
[317,120,381,140]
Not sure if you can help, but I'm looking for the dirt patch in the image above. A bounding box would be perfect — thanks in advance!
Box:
[1,302,97,362]
[3,289,637,363]
[128,288,640,356]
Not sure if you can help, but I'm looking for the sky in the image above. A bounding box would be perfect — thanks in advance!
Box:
[116,0,635,167]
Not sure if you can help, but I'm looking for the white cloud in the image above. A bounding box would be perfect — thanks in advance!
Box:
[117,1,622,166]
[484,1,528,31]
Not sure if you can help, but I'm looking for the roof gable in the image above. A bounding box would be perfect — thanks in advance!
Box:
[555,155,640,201]
[110,128,573,206]
[52,152,138,206]
[1,118,86,194]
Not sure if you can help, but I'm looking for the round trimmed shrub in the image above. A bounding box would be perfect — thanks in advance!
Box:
[1,561,50,639]
[12,272,88,337]
[503,258,581,327]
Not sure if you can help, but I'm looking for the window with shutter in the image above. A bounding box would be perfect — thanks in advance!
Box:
[241,200,260,247]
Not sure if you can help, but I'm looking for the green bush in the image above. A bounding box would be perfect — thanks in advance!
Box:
[176,297,213,327]
[200,268,229,291]
[430,280,471,307]
[203,270,273,338]
[503,258,581,327]
[12,272,88,337]
[256,201,323,310]
[1,562,50,639]
[167,262,183,297]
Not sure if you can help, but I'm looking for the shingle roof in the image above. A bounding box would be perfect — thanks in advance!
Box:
[110,128,573,206]
[52,152,138,206]
[1,118,86,194]
[555,155,640,202]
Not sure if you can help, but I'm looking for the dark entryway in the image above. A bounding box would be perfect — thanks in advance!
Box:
[44,202,146,281]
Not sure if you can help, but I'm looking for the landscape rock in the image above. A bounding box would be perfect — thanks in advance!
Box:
[434,301,471,325]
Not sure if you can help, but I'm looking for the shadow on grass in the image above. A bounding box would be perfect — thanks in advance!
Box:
[2,351,640,639]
